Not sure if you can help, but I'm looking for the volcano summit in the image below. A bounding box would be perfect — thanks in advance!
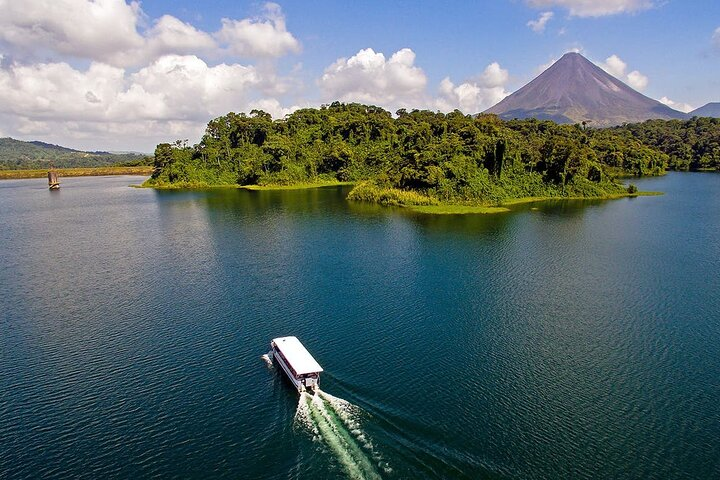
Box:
[485,52,687,126]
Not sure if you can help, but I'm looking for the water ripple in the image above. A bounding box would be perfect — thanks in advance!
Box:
[1,175,719,479]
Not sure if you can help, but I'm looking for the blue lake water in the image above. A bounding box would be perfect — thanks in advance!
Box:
[1,173,719,479]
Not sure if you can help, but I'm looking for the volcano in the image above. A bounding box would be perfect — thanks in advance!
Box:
[690,102,720,118]
[484,52,687,126]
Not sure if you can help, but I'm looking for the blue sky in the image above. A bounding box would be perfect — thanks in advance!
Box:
[0,0,718,151]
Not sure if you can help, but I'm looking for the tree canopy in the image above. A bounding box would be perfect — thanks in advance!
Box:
[146,103,716,205]
[608,117,720,171]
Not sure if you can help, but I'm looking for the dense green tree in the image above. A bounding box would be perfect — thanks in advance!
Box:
[146,103,713,204]
[152,143,174,178]
[607,117,720,171]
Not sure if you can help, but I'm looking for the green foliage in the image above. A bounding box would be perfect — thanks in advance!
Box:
[607,117,720,171]
[153,143,173,178]
[147,104,686,204]
[347,181,439,206]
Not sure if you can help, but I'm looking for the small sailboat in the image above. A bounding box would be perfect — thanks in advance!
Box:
[48,170,60,190]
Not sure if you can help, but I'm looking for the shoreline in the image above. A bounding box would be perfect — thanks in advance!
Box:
[0,166,153,180]
[140,180,354,190]
[140,177,664,214]
[405,191,664,215]
[241,181,354,191]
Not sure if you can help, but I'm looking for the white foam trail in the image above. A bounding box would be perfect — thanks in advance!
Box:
[294,389,385,479]
[294,392,316,435]
[317,390,388,470]
[261,352,273,368]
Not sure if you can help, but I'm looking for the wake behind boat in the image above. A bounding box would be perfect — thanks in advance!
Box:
[270,336,323,393]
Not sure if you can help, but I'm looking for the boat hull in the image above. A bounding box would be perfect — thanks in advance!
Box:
[272,349,305,392]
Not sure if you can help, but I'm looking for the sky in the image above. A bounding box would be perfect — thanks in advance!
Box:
[0,0,718,152]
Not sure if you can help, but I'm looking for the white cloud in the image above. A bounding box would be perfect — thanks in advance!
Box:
[600,54,627,78]
[435,63,510,113]
[145,16,217,60]
[600,54,648,91]
[0,1,306,150]
[626,70,648,91]
[714,27,720,47]
[527,12,554,33]
[247,98,302,119]
[479,62,511,88]
[526,0,654,17]
[1,113,208,152]
[117,55,262,121]
[215,2,301,58]
[320,48,512,114]
[0,0,144,65]
[0,55,298,150]
[319,48,427,109]
[100,14,219,67]
[659,97,694,113]
[0,0,300,66]
[0,55,263,122]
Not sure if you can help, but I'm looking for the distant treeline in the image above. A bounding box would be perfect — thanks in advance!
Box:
[611,117,720,171]
[0,137,151,170]
[0,166,153,180]
[146,103,718,205]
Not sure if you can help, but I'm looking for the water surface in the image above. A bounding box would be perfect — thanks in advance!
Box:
[1,173,719,479]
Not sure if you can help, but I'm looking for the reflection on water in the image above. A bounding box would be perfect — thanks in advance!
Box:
[1,173,719,479]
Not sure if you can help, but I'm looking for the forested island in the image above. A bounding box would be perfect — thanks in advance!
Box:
[145,103,720,212]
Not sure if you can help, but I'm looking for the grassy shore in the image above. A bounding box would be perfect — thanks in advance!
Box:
[407,191,663,214]
[346,181,664,215]
[408,205,512,214]
[140,175,662,215]
[0,166,153,180]
[141,178,353,190]
[500,191,663,205]
[241,180,354,190]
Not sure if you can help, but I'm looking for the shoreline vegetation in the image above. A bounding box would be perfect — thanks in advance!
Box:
[142,103,718,213]
[407,191,664,215]
[143,178,353,190]
[0,166,153,180]
[346,180,663,214]
[242,180,353,190]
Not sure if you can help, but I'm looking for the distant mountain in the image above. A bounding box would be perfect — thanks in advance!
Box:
[485,52,688,126]
[27,140,81,153]
[0,137,148,170]
[689,102,720,118]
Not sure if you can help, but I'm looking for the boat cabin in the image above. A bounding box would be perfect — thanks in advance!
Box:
[270,336,323,393]
[48,170,60,190]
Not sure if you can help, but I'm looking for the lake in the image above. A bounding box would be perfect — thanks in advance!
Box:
[1,173,718,479]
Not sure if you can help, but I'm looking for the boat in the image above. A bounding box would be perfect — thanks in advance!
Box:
[48,170,60,190]
[270,336,323,393]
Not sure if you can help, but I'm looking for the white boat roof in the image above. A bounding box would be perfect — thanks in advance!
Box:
[272,336,324,375]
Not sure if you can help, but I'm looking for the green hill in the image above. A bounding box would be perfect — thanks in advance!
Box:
[0,137,150,169]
